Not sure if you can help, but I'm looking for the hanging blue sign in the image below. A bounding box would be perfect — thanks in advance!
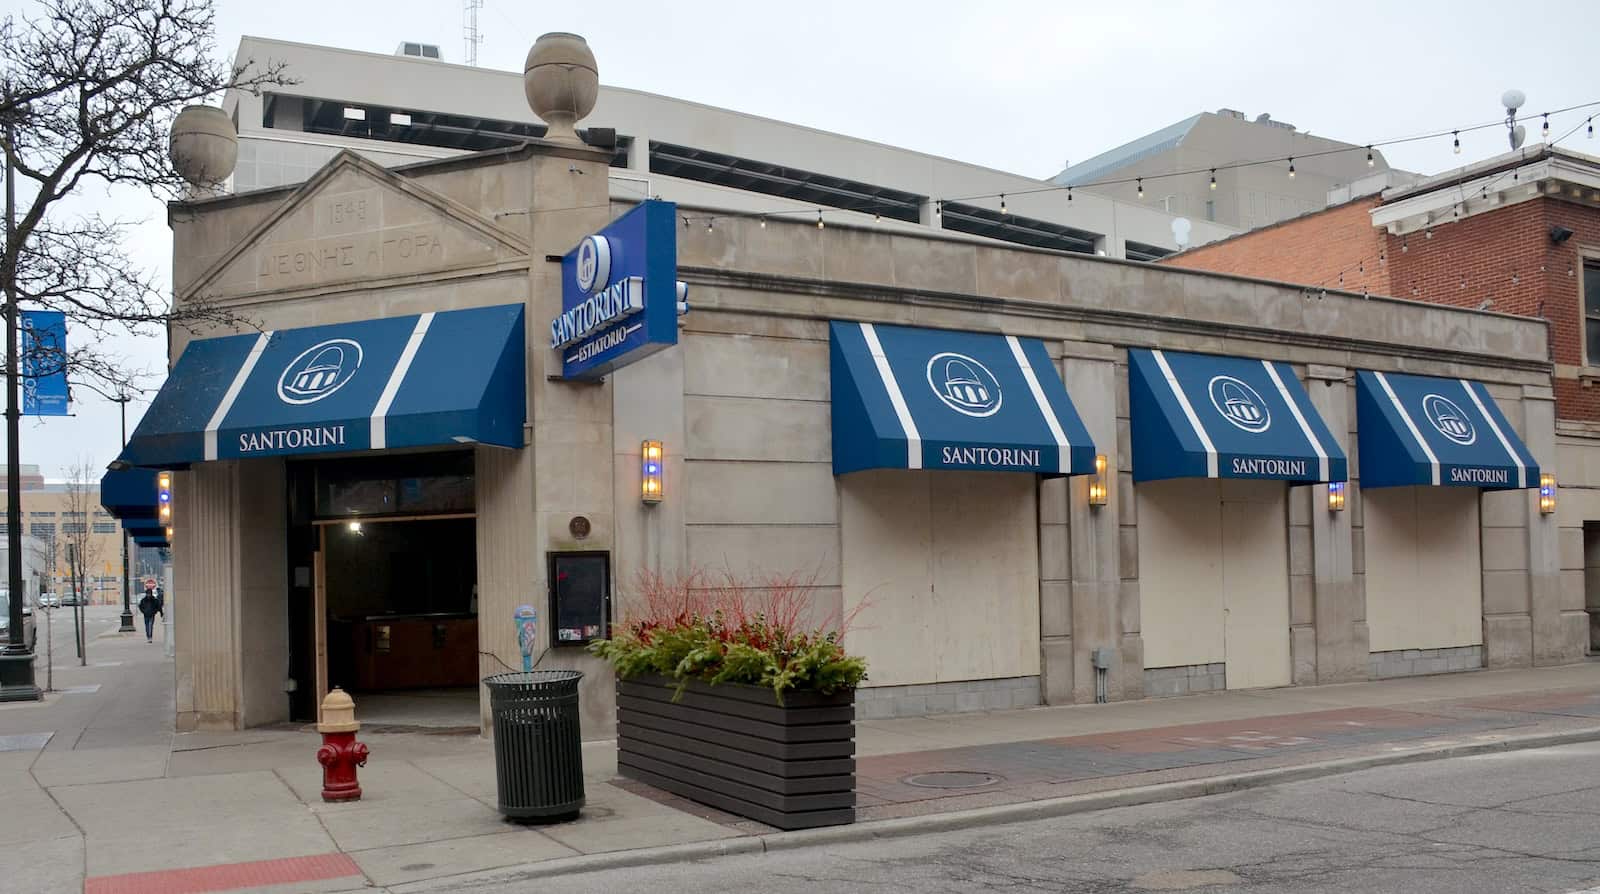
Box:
[20,310,69,416]
[553,199,680,380]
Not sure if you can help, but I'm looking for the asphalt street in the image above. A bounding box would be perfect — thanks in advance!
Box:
[509,741,1600,894]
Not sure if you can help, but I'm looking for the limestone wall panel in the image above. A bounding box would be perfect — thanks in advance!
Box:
[684,461,837,525]
[685,396,830,462]
[682,333,829,401]
[685,525,840,586]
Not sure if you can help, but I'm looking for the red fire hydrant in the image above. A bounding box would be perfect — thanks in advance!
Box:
[316,687,369,802]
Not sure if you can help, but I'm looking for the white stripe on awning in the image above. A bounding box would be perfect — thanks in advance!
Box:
[860,323,922,470]
[1153,349,1217,478]
[1007,335,1070,474]
[371,312,435,450]
[1263,360,1330,482]
[1374,370,1439,486]
[1461,380,1526,489]
[204,331,273,462]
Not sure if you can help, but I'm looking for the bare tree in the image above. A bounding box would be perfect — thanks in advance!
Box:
[0,0,291,396]
[25,529,54,595]
[61,460,102,659]
[61,461,99,591]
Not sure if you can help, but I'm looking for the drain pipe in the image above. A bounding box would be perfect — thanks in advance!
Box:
[1091,648,1112,704]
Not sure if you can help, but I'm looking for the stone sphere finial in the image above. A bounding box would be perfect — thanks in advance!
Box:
[169,105,238,194]
[524,32,598,145]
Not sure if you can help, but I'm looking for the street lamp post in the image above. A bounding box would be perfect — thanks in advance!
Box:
[113,394,134,632]
[0,90,42,701]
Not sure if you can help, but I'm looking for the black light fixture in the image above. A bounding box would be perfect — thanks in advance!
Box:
[581,127,617,150]
[1550,225,1575,245]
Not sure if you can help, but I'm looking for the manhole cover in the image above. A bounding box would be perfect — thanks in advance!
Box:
[902,771,1003,789]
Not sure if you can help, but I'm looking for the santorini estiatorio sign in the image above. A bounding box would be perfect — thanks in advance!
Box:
[552,199,684,380]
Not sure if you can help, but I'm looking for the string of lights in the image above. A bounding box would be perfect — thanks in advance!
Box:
[1305,110,1596,298]
[674,100,1600,233]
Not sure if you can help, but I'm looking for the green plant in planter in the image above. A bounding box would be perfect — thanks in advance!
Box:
[589,568,867,704]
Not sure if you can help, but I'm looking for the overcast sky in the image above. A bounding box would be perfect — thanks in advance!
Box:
[4,0,1597,479]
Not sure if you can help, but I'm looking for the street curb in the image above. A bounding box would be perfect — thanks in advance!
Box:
[391,724,1600,891]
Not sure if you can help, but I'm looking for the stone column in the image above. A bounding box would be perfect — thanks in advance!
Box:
[236,458,288,727]
[520,148,618,737]
[627,132,649,173]
[1523,387,1585,664]
[173,462,241,731]
[1481,384,1539,668]
[475,443,536,730]
[1305,365,1366,682]
[1047,341,1132,704]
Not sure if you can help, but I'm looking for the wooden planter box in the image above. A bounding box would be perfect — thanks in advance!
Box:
[616,674,855,830]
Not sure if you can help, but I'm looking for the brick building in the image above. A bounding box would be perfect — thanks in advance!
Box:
[1163,144,1600,650]
[1165,146,1600,422]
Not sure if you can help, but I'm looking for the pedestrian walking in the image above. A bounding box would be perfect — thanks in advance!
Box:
[138,587,160,643]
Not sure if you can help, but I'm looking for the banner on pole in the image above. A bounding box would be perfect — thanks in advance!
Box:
[20,310,69,416]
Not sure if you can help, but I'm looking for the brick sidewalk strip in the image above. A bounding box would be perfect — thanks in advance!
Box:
[84,853,363,894]
[851,699,1599,816]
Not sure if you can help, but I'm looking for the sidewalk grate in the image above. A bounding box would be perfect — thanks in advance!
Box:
[903,771,1004,789]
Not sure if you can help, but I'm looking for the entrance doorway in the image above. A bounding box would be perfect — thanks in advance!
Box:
[286,452,480,728]
[1585,523,1600,654]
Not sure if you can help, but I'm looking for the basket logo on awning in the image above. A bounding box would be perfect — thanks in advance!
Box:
[927,352,1002,417]
[1423,393,1476,445]
[575,235,611,294]
[278,338,363,405]
[1209,375,1270,433]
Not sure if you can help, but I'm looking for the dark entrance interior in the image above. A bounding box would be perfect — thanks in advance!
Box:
[286,451,479,725]
[1586,522,1600,654]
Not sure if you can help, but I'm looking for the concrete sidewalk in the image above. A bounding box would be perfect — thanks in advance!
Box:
[6,645,1600,893]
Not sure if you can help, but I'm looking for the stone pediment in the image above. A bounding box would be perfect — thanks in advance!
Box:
[183,151,529,301]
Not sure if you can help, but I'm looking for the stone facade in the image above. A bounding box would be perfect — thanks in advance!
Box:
[161,138,1579,737]
[1144,664,1227,698]
[854,677,1042,720]
[1368,645,1484,679]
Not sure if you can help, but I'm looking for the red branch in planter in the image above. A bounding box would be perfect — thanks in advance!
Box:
[624,567,866,645]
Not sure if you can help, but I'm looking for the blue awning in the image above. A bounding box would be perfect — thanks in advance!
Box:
[1356,371,1539,489]
[830,321,1096,476]
[100,468,158,521]
[118,304,526,468]
[124,518,168,548]
[1129,348,1346,484]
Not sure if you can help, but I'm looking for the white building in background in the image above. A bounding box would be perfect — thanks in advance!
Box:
[223,36,1238,261]
[1053,109,1421,231]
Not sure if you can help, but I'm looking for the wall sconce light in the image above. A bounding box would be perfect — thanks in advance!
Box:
[1540,473,1557,515]
[1328,481,1347,512]
[157,472,172,522]
[642,440,664,504]
[1087,454,1109,507]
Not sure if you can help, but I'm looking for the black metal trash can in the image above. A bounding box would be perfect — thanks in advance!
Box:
[485,670,585,820]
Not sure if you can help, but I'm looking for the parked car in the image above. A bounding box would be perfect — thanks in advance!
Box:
[0,592,37,651]
[37,593,59,609]
[60,591,80,607]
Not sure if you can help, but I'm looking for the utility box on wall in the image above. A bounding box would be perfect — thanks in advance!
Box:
[549,552,610,646]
